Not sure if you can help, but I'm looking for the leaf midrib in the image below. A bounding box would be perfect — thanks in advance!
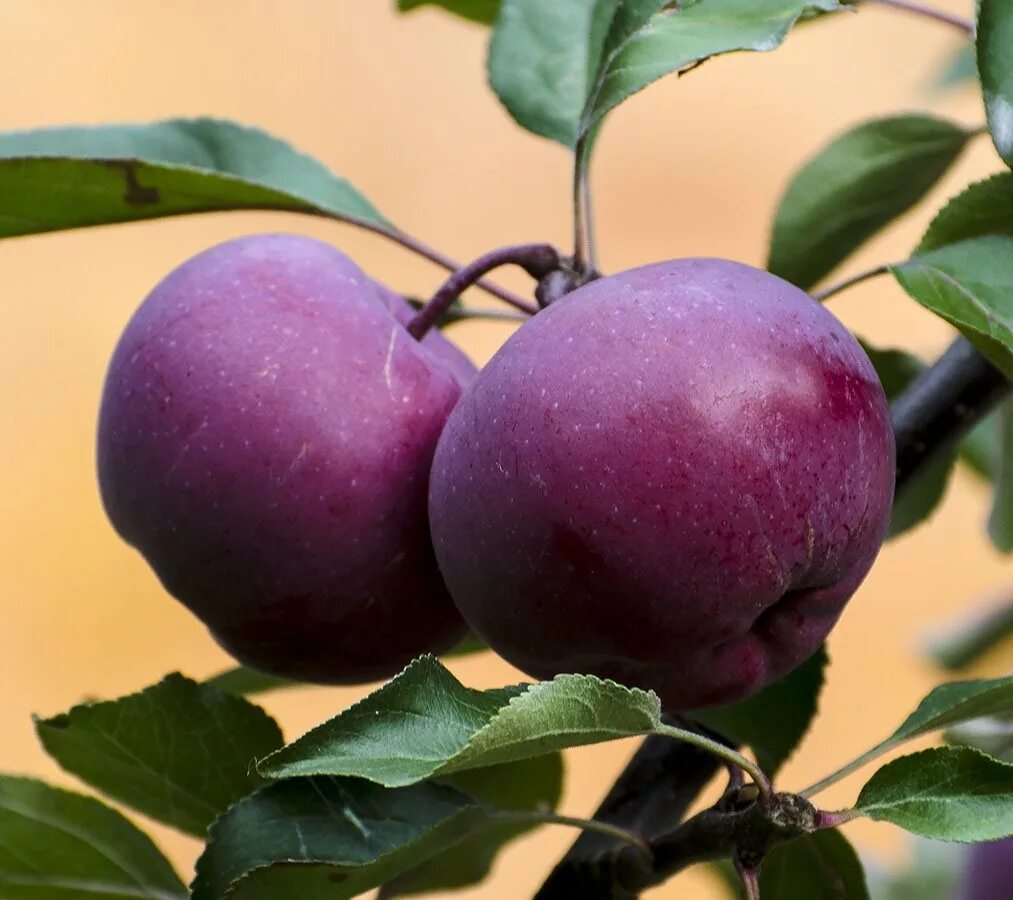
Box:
[0,873,184,900]
[0,800,179,898]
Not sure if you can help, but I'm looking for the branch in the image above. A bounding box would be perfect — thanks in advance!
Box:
[650,793,818,887]
[891,338,1010,490]
[535,338,1011,899]
[535,726,728,900]
[539,789,818,898]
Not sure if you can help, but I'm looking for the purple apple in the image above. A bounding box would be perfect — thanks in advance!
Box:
[98,233,471,682]
[960,837,1013,900]
[429,258,894,709]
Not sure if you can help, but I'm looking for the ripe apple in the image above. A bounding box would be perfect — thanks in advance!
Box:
[960,837,1013,900]
[98,233,472,682]
[429,258,894,709]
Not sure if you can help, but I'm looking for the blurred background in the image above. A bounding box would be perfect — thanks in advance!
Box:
[0,1,1008,897]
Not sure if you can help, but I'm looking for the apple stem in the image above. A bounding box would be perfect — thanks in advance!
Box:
[406,243,564,339]
[863,0,973,34]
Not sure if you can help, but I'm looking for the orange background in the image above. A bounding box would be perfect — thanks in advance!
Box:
[0,2,1009,897]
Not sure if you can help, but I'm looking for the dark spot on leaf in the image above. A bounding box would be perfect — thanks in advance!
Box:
[100,160,161,206]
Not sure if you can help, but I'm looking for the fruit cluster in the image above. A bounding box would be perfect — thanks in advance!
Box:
[98,234,894,709]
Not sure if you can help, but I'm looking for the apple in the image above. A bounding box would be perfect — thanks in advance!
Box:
[429,258,894,709]
[98,233,471,682]
[960,837,1013,900]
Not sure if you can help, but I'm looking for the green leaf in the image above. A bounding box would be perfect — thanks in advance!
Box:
[861,341,924,397]
[0,118,391,240]
[768,116,971,290]
[191,778,494,900]
[891,236,1013,379]
[0,775,186,900]
[444,632,490,656]
[862,339,1002,512]
[397,0,501,23]
[878,676,1013,750]
[860,341,956,537]
[694,645,827,777]
[863,341,1007,541]
[208,635,489,697]
[806,676,1013,796]
[931,44,978,91]
[889,455,955,537]
[988,400,1013,550]
[918,171,1013,252]
[488,0,622,146]
[857,747,1013,841]
[380,754,564,896]
[945,716,1013,763]
[488,0,838,150]
[260,655,661,784]
[35,673,284,837]
[582,0,839,139]
[960,413,1001,480]
[928,596,1013,670]
[759,828,870,899]
[708,859,743,898]
[206,666,300,696]
[598,0,671,63]
[977,0,1013,167]
[871,259,1013,543]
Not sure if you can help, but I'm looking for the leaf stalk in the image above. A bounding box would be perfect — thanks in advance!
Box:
[864,0,973,35]
[655,723,773,800]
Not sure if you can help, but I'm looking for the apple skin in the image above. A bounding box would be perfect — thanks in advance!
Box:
[375,282,478,390]
[98,233,471,683]
[429,258,894,710]
[960,837,1013,900]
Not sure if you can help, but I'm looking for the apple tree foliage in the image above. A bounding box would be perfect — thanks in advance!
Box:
[0,2,1011,899]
